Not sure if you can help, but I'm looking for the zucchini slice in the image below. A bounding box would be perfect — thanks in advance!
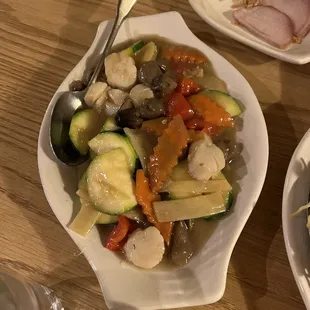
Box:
[200,90,242,117]
[69,109,102,155]
[123,40,145,56]
[87,148,137,215]
[170,161,193,182]
[133,42,158,66]
[72,173,119,236]
[89,149,97,160]
[204,191,233,221]
[124,128,156,171]
[205,172,234,220]
[96,213,118,224]
[101,116,121,132]
[88,132,137,171]
[153,192,226,222]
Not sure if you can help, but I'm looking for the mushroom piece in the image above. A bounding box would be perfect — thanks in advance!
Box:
[138,61,163,88]
[69,80,87,92]
[214,139,242,164]
[129,84,154,108]
[159,74,178,97]
[139,98,165,120]
[170,221,194,267]
[123,206,147,224]
[115,107,144,129]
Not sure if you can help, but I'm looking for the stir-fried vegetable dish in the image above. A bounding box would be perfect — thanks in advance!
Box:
[68,38,244,269]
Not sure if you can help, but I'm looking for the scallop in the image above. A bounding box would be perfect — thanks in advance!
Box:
[124,227,165,269]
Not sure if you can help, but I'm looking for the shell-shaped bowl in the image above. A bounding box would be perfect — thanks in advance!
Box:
[38,12,269,309]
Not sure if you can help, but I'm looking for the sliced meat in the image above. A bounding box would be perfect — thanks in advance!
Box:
[233,6,294,49]
[261,0,310,37]
[232,0,260,8]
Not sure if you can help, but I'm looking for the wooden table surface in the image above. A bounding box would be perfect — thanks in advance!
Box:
[1,0,310,309]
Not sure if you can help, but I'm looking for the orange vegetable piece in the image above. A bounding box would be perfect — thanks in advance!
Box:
[185,117,223,137]
[105,216,131,251]
[185,116,205,130]
[142,117,169,136]
[188,95,234,127]
[136,170,173,245]
[162,46,208,64]
[166,92,194,121]
[203,122,223,137]
[176,78,201,96]
[148,115,189,192]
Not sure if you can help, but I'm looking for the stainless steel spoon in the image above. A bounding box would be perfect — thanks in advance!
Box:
[50,0,137,166]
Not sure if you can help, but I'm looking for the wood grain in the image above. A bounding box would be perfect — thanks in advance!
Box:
[0,0,309,309]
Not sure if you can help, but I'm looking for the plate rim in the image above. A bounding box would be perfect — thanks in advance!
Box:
[189,0,310,65]
[283,128,310,310]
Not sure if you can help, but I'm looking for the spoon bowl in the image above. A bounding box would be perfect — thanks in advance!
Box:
[50,90,88,165]
[49,0,137,165]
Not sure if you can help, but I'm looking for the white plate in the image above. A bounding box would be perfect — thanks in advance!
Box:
[189,0,310,65]
[283,129,310,310]
[38,12,269,309]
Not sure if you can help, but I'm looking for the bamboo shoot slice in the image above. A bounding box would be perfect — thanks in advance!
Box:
[163,179,232,199]
[153,192,225,222]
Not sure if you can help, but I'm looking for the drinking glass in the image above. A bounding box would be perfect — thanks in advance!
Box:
[0,270,63,310]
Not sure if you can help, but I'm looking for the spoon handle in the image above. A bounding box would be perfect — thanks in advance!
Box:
[89,0,137,85]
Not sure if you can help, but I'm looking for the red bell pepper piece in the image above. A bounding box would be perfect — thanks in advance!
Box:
[166,92,194,121]
[176,78,201,96]
[105,216,131,251]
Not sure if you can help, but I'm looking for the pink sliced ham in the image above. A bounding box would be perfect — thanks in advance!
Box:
[233,6,294,49]
[261,0,310,37]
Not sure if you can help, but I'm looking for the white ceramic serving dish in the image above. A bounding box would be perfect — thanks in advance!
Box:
[38,11,268,309]
[189,0,310,65]
[283,129,310,310]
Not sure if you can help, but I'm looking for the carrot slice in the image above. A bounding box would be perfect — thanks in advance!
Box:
[142,117,169,136]
[136,169,173,245]
[188,95,234,127]
[162,46,208,64]
[148,115,189,192]
[165,92,194,121]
